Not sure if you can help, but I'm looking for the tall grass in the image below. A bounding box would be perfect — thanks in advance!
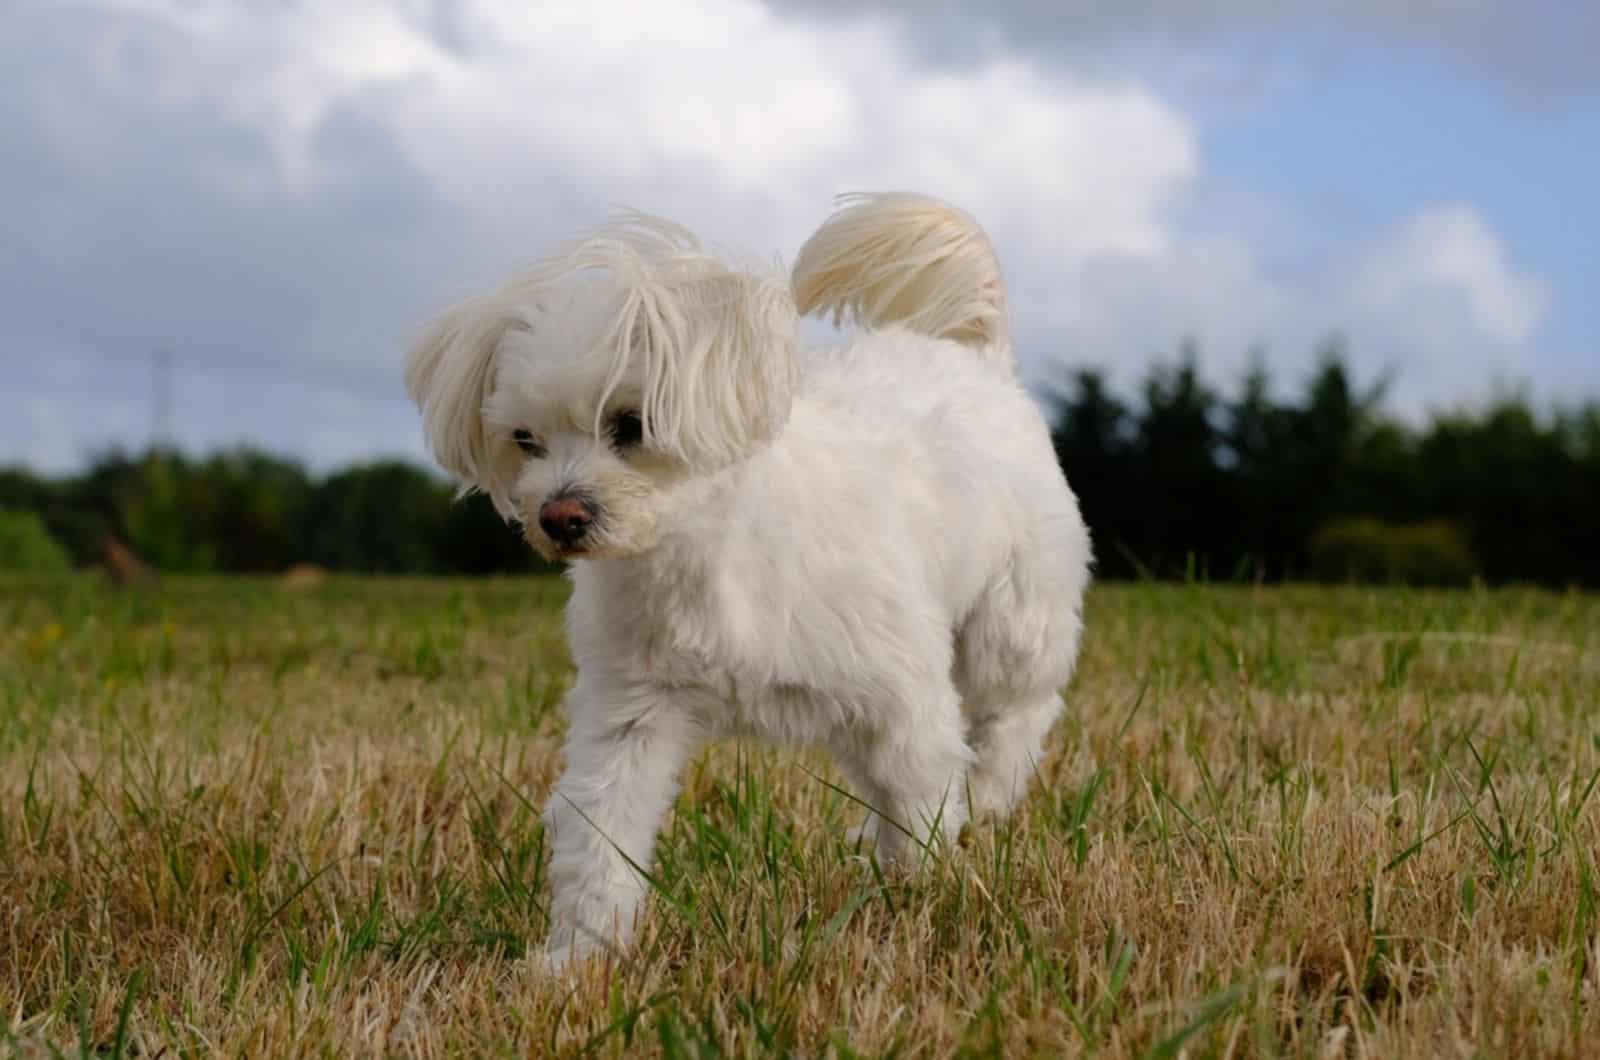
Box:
[2,576,1597,1056]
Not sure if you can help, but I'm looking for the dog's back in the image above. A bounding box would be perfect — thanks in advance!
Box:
[790,193,1090,817]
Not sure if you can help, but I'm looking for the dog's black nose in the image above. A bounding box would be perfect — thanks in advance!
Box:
[539,495,596,546]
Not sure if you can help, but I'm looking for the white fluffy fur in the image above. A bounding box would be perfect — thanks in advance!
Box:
[405,215,796,520]
[405,193,1091,972]
[793,192,1013,367]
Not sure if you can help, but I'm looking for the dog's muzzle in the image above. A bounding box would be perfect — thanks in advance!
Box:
[539,493,597,548]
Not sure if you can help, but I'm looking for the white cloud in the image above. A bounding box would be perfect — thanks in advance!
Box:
[1025,198,1554,416]
[1023,231,1301,394]
[1351,204,1547,345]
[1308,203,1548,412]
[4,0,1202,470]
[89,0,1196,282]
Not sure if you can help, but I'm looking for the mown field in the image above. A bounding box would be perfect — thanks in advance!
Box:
[2,576,1597,1057]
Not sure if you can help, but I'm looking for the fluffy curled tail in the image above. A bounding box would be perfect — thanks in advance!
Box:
[791,193,1013,372]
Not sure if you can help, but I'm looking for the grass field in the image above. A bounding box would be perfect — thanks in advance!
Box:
[2,576,1598,1057]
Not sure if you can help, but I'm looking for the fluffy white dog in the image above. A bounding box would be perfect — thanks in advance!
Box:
[405,194,1091,970]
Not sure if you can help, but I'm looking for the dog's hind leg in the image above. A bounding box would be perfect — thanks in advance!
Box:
[954,556,1085,821]
[963,692,1065,819]
[830,755,894,853]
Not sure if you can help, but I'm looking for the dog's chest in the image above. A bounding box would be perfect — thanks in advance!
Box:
[575,557,880,734]
[608,563,787,684]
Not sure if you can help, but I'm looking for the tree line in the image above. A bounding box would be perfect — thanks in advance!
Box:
[1048,340,1599,586]
[0,450,549,576]
[3,340,1597,585]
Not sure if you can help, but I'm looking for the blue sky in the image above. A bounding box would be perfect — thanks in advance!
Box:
[1196,44,1598,390]
[3,0,1596,473]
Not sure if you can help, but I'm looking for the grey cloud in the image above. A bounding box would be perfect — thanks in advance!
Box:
[1,6,563,467]
[773,0,1600,106]
[1,0,1195,473]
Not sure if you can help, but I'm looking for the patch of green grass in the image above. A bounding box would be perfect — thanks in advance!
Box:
[1,575,1598,1056]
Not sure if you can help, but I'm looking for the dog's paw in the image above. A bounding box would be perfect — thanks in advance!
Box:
[530,939,600,978]
[844,812,887,853]
[843,822,875,850]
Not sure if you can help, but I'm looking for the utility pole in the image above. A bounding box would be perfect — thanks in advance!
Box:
[152,348,172,452]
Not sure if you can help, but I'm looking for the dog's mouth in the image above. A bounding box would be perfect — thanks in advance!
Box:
[523,532,600,562]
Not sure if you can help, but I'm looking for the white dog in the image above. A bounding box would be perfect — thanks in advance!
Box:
[405,194,1091,970]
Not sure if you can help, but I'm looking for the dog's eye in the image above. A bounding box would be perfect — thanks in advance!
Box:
[610,411,644,450]
[512,429,546,458]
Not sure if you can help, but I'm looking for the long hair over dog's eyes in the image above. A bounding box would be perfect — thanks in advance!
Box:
[610,411,644,450]
[512,429,546,458]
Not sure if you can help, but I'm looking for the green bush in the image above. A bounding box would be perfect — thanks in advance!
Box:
[0,508,72,572]
[1309,517,1476,586]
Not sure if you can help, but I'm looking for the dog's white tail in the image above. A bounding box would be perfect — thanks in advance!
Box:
[792,193,1012,372]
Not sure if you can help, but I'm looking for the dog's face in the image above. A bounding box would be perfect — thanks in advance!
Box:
[406,218,797,561]
[479,284,691,560]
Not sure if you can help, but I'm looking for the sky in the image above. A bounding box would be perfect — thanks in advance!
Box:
[4,0,1596,474]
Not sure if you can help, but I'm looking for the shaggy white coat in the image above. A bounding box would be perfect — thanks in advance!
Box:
[405,194,1091,971]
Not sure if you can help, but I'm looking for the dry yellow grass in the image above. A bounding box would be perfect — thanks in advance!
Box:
[2,576,1597,1057]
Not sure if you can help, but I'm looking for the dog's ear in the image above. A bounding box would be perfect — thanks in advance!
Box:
[404,290,524,507]
[613,263,797,469]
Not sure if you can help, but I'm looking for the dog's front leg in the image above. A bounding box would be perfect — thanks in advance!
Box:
[538,686,698,973]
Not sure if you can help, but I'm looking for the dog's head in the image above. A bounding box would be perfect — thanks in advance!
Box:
[405,215,796,561]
